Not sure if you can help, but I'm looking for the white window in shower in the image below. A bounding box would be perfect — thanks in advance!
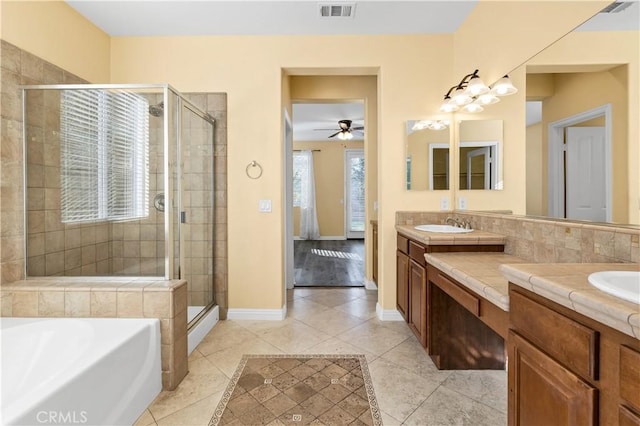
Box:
[60,89,150,223]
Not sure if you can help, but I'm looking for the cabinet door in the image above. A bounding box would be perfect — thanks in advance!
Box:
[396,250,409,320]
[409,259,427,347]
[508,331,597,426]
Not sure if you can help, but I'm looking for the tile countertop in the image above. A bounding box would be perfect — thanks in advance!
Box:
[396,225,505,246]
[500,263,640,340]
[425,252,527,311]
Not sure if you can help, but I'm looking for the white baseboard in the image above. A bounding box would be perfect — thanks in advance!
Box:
[376,302,404,321]
[227,306,287,321]
[364,280,378,290]
[293,236,347,241]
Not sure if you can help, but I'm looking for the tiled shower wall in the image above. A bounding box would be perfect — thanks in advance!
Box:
[397,211,639,264]
[0,41,229,317]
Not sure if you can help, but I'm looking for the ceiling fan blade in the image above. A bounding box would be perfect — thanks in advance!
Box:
[328,131,342,138]
[352,126,365,130]
[314,128,340,131]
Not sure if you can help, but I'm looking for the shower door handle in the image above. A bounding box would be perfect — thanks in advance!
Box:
[180,211,187,223]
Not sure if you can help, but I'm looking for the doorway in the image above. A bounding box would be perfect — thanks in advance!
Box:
[548,104,612,221]
[290,101,366,287]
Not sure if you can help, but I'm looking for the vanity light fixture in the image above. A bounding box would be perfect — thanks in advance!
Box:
[439,70,517,114]
[412,120,449,131]
[491,75,518,96]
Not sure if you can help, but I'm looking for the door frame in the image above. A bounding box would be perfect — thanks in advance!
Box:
[547,104,612,221]
[344,148,365,239]
[283,108,294,291]
[428,143,449,190]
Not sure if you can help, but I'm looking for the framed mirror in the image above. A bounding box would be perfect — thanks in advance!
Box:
[458,120,503,190]
[405,120,451,190]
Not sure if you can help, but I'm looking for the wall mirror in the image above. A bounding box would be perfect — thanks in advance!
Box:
[458,119,503,190]
[523,2,638,225]
[405,120,451,190]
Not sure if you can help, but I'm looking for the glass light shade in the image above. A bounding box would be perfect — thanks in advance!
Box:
[451,87,473,105]
[476,93,500,105]
[491,76,518,96]
[463,76,489,96]
[344,131,353,140]
[461,102,484,113]
[337,132,346,140]
[439,100,459,113]
[429,121,448,130]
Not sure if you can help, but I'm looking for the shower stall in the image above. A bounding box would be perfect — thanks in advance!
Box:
[21,84,216,325]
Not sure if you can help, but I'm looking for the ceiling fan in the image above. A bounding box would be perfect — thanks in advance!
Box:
[315,119,364,140]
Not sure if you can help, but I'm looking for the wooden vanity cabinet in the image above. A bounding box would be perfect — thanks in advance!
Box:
[396,231,504,350]
[508,285,640,426]
[396,235,409,320]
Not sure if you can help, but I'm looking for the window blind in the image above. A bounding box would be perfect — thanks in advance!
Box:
[60,89,149,223]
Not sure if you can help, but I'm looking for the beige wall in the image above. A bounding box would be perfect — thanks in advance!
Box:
[109,34,454,311]
[526,122,543,216]
[528,29,638,224]
[2,1,619,312]
[453,1,607,86]
[292,141,364,237]
[0,0,110,83]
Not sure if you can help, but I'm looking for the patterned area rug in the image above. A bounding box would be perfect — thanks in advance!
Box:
[209,354,382,426]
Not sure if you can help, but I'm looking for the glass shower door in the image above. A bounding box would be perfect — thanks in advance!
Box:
[178,101,215,323]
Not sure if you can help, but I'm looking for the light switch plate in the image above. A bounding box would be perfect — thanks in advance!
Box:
[259,199,272,212]
[458,197,467,210]
[440,197,449,210]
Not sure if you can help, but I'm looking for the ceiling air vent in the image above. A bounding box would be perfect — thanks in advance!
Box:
[319,3,356,18]
[599,1,633,13]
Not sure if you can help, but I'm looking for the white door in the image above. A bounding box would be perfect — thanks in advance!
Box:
[345,149,365,239]
[566,127,606,221]
[466,147,491,189]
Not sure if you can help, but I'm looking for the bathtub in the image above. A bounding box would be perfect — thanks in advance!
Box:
[1,318,162,426]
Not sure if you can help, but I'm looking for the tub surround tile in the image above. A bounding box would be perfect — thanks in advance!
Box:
[38,290,65,317]
[144,291,172,319]
[1,291,13,316]
[117,291,144,318]
[11,291,39,316]
[64,290,90,317]
[91,290,117,317]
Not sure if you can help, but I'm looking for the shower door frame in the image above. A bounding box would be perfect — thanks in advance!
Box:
[20,84,216,321]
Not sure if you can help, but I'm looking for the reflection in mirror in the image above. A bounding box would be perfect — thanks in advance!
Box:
[405,120,450,190]
[458,120,503,190]
[524,2,638,225]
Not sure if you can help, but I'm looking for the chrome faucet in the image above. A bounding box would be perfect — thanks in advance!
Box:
[445,216,462,227]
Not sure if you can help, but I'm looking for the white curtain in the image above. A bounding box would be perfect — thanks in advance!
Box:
[299,150,320,240]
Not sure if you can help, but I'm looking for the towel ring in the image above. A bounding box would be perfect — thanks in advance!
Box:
[246,160,263,179]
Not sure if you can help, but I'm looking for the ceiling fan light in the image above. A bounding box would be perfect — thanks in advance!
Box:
[477,93,500,105]
[337,132,346,140]
[344,131,354,140]
[491,75,518,96]
[461,102,484,113]
[463,75,490,96]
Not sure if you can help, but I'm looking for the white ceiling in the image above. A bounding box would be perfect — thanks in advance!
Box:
[576,0,639,31]
[292,102,364,141]
[66,1,478,36]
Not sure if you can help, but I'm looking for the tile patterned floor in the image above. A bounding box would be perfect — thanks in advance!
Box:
[135,288,507,426]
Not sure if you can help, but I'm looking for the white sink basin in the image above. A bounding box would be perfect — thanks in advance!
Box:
[588,271,640,304]
[414,224,474,234]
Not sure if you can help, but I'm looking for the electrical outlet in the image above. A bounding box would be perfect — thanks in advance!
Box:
[259,199,272,212]
[440,197,449,210]
[458,197,467,210]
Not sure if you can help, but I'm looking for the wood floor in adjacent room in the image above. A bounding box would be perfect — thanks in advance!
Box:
[294,240,365,287]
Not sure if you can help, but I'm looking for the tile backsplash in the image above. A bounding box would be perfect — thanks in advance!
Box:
[397,211,639,264]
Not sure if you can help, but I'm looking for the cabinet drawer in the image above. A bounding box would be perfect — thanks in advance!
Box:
[620,345,640,412]
[409,241,426,266]
[510,290,599,381]
[397,234,409,254]
[430,269,479,316]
